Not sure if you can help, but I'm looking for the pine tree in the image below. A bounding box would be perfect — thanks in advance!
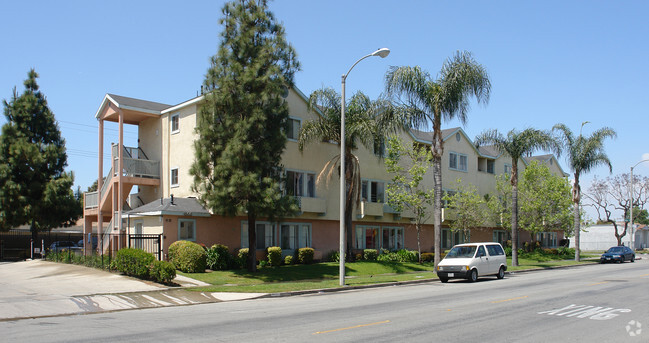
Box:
[190,0,300,272]
[0,69,80,241]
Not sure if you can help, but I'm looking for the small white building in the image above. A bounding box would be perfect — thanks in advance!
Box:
[572,224,649,250]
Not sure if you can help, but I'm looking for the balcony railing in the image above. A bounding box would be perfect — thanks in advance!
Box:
[115,157,160,178]
[295,196,326,214]
[85,192,98,209]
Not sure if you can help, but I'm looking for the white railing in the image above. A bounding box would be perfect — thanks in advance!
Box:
[85,192,98,209]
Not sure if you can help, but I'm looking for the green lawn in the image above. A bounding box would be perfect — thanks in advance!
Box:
[181,256,598,293]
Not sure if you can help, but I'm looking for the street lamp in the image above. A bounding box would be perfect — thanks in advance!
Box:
[630,159,649,250]
[340,48,390,286]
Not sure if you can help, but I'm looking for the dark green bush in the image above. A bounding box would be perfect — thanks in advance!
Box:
[206,244,233,270]
[284,255,293,265]
[297,247,314,264]
[113,248,155,279]
[267,246,282,266]
[259,260,268,268]
[168,240,207,273]
[149,260,176,284]
[397,249,419,262]
[421,252,435,262]
[237,248,249,268]
[363,249,378,261]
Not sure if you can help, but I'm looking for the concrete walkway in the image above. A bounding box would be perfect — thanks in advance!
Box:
[0,260,266,321]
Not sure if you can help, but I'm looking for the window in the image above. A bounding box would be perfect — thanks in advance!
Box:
[493,230,508,245]
[355,225,380,249]
[280,223,311,250]
[286,118,300,140]
[286,170,316,197]
[241,222,276,249]
[171,114,179,134]
[504,164,512,175]
[381,227,404,251]
[373,138,385,157]
[442,228,468,249]
[170,168,179,187]
[486,244,505,256]
[536,232,558,248]
[487,160,495,174]
[449,152,468,172]
[178,219,196,241]
[361,180,385,203]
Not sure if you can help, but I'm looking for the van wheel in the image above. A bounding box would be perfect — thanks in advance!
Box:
[468,269,478,282]
[631,256,635,262]
[497,266,505,279]
[439,277,449,283]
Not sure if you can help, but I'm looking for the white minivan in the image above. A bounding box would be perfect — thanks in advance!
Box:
[436,242,507,283]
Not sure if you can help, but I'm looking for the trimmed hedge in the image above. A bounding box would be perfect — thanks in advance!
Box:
[169,240,207,273]
[113,248,155,279]
[237,248,249,269]
[363,249,378,261]
[149,260,176,284]
[297,247,314,264]
[284,255,293,265]
[267,246,282,267]
[206,244,233,270]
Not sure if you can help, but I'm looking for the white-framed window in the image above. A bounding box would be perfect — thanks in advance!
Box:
[171,113,180,134]
[361,180,385,203]
[286,170,316,197]
[241,222,276,249]
[356,225,380,249]
[504,163,512,175]
[493,230,508,246]
[449,152,468,172]
[178,219,196,241]
[170,167,179,188]
[442,228,469,250]
[381,226,404,251]
[280,223,311,250]
[286,117,300,140]
[536,232,558,248]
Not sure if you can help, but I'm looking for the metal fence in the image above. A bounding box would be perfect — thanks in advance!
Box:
[0,230,83,261]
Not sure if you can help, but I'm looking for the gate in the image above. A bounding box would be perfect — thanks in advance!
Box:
[129,234,162,260]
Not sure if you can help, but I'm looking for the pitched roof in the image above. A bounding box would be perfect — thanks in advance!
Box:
[410,127,460,143]
[106,93,173,113]
[477,145,500,158]
[126,197,211,217]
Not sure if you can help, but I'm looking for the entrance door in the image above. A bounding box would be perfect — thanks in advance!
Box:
[134,222,143,249]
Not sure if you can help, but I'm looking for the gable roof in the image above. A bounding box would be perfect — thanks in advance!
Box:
[126,197,211,217]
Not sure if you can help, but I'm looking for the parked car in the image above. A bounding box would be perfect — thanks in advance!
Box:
[78,237,98,250]
[600,246,635,263]
[49,241,81,253]
[436,242,507,283]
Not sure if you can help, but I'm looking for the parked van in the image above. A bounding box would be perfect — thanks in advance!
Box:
[436,242,507,283]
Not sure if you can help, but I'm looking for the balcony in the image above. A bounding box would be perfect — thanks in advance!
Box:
[359,201,383,218]
[295,196,326,214]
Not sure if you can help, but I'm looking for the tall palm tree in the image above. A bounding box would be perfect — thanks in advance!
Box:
[474,128,560,266]
[553,122,616,261]
[298,87,399,259]
[385,51,491,266]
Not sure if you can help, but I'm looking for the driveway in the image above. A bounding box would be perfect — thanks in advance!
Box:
[0,260,263,321]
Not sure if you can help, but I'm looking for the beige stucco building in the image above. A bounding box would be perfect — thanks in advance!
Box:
[83,87,568,260]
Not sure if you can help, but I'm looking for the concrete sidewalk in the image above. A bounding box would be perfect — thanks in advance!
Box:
[0,260,266,321]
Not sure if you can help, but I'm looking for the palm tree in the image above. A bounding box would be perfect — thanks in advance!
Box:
[384,51,491,266]
[298,87,399,259]
[474,128,560,266]
[553,122,616,261]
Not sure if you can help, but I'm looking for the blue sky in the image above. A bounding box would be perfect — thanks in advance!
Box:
[1,1,647,221]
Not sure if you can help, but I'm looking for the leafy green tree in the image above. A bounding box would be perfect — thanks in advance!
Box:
[190,0,300,272]
[385,51,491,267]
[519,161,573,241]
[553,122,616,261]
[474,128,559,266]
[298,88,396,259]
[0,69,79,239]
[486,174,513,232]
[385,135,434,263]
[634,207,649,225]
[444,179,487,243]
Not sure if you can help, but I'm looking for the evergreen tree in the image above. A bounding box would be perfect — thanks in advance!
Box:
[190,0,300,272]
[0,69,80,240]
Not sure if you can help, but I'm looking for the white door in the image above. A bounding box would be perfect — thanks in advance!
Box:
[134,222,143,249]
[474,245,490,276]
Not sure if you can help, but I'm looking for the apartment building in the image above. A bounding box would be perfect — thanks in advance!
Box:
[83,87,568,259]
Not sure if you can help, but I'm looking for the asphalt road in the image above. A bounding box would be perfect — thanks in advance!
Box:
[3,259,648,342]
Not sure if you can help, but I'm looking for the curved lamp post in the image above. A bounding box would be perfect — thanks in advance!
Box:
[340,48,390,286]
[630,159,649,250]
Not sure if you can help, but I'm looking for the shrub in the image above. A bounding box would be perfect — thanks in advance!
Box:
[237,248,249,268]
[267,246,282,267]
[113,248,155,279]
[504,246,512,257]
[297,247,314,264]
[363,249,378,261]
[543,248,559,255]
[259,260,268,268]
[397,249,419,262]
[284,255,293,265]
[421,252,435,262]
[326,250,340,262]
[558,247,575,258]
[206,244,233,270]
[168,240,207,273]
[149,260,176,284]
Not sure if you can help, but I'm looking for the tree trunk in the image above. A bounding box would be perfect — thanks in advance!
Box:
[511,161,519,267]
[573,172,581,262]
[247,212,257,272]
[432,119,444,268]
[416,222,422,264]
